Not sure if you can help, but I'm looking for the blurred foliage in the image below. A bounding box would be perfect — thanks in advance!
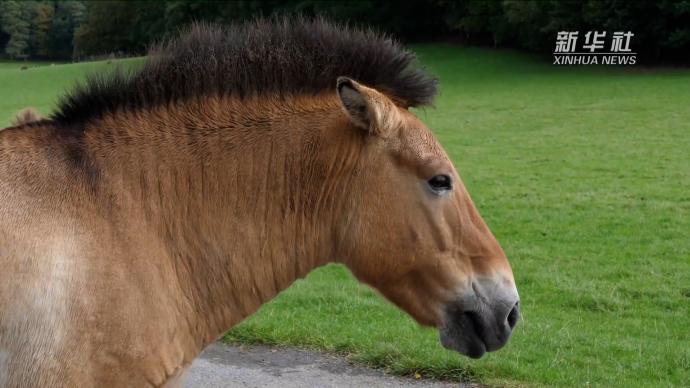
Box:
[443,0,690,61]
[1,0,689,63]
[72,0,448,56]
[0,0,83,59]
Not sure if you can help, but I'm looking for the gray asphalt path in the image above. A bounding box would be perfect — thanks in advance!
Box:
[185,343,470,387]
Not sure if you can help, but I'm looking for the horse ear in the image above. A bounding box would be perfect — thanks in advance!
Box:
[336,77,401,137]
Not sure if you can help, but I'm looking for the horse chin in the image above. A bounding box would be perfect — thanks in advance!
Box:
[439,323,487,359]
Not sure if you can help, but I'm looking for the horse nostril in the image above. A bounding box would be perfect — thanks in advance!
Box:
[506,301,520,330]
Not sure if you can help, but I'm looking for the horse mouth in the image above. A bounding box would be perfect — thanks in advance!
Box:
[439,312,488,359]
[438,293,520,359]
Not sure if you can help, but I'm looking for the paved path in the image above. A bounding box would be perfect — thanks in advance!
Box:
[185,343,470,387]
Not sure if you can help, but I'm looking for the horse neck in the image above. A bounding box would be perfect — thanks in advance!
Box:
[83,95,362,348]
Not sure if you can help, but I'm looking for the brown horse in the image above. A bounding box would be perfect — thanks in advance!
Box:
[0,19,519,387]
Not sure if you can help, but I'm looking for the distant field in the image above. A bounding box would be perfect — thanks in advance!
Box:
[0,59,137,125]
[0,60,64,69]
[1,46,689,387]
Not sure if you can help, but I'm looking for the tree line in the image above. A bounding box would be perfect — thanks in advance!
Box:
[1,0,689,63]
[0,1,84,59]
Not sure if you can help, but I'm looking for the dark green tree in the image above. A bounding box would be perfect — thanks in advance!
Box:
[74,1,158,57]
[31,1,55,58]
[49,0,84,59]
[0,0,31,58]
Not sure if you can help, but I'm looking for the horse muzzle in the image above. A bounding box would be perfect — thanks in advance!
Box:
[439,280,520,358]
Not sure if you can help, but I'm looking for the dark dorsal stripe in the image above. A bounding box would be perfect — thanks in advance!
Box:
[51,16,438,126]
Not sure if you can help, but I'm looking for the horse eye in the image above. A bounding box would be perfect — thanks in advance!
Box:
[427,174,453,194]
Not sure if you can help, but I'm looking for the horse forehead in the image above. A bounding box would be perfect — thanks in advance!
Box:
[397,119,445,161]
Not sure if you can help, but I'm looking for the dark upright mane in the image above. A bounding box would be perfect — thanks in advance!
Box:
[52,17,437,125]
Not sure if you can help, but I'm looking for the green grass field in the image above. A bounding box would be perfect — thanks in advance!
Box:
[2,46,689,387]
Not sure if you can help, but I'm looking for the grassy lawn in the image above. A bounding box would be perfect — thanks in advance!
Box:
[2,46,689,387]
[0,59,131,125]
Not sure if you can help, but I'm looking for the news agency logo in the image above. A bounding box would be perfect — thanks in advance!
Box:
[554,31,636,65]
